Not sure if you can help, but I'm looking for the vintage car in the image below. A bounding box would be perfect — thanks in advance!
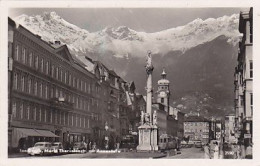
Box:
[194,140,202,148]
[159,134,180,151]
[27,142,52,156]
[72,142,87,151]
[51,142,64,154]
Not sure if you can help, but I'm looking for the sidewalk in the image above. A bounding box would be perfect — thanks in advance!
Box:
[8,151,167,159]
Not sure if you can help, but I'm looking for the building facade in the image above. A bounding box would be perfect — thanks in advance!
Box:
[183,116,210,144]
[234,8,253,148]
[155,68,185,139]
[8,18,131,151]
[224,114,236,143]
[156,69,170,113]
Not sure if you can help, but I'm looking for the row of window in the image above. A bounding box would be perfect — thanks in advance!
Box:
[14,43,105,95]
[158,86,168,90]
[184,129,209,133]
[184,122,209,127]
[11,99,93,128]
[12,70,100,111]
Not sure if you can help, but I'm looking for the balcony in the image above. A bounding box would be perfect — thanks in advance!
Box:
[50,97,74,109]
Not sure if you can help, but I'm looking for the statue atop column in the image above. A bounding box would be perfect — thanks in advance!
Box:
[145,50,154,75]
[137,50,158,151]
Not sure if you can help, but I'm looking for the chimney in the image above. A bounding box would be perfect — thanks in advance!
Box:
[54,40,61,45]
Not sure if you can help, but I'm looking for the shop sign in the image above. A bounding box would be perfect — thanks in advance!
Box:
[244,134,251,138]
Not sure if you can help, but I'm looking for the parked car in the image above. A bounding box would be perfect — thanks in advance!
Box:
[180,141,192,148]
[194,140,202,148]
[27,142,52,156]
[51,142,64,154]
[73,142,87,151]
[159,134,178,151]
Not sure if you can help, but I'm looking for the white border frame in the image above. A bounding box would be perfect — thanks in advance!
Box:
[1,1,260,166]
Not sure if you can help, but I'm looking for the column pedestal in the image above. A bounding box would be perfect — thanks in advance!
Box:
[137,124,158,151]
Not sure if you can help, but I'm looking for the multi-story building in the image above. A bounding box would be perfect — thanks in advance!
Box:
[155,68,185,139]
[7,17,130,151]
[224,114,236,143]
[121,81,146,137]
[234,8,253,148]
[169,106,185,139]
[183,115,211,144]
[215,119,224,142]
[156,68,170,113]
[152,103,167,137]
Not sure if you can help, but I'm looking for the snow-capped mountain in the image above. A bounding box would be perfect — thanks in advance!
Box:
[13,11,240,117]
[14,11,240,58]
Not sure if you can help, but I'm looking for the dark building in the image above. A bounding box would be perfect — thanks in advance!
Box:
[7,17,134,151]
[234,8,253,150]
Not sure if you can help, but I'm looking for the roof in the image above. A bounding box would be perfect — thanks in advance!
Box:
[109,70,119,77]
[184,116,210,122]
[239,8,253,33]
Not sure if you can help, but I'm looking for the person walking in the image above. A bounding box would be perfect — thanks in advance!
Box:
[213,142,219,159]
[204,144,211,159]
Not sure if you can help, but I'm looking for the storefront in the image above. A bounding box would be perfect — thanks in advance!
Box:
[11,127,59,150]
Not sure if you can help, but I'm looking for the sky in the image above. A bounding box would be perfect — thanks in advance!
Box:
[8,8,246,33]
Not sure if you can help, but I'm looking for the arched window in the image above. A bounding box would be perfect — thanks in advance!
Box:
[21,75,25,92]
[28,78,32,94]
[22,47,26,63]
[34,55,38,69]
[39,82,42,97]
[15,44,19,61]
[60,69,63,82]
[46,61,49,75]
[28,52,33,67]
[40,58,44,72]
[51,65,55,77]
[13,72,18,89]
[56,67,59,79]
[34,80,38,96]
[161,98,164,103]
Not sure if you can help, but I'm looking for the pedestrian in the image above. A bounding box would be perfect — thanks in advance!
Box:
[92,141,97,151]
[237,144,241,159]
[204,144,211,159]
[245,143,252,159]
[83,141,87,151]
[213,142,219,159]
[88,141,92,150]
[116,142,120,151]
[233,144,239,159]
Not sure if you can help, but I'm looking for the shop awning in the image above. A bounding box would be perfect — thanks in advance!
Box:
[12,128,42,147]
[12,128,59,148]
[15,128,42,137]
[35,129,59,137]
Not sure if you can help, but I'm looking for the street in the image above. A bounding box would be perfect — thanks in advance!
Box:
[167,147,205,159]
[9,147,206,159]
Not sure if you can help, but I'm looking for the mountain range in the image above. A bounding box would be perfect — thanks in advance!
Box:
[13,11,240,118]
